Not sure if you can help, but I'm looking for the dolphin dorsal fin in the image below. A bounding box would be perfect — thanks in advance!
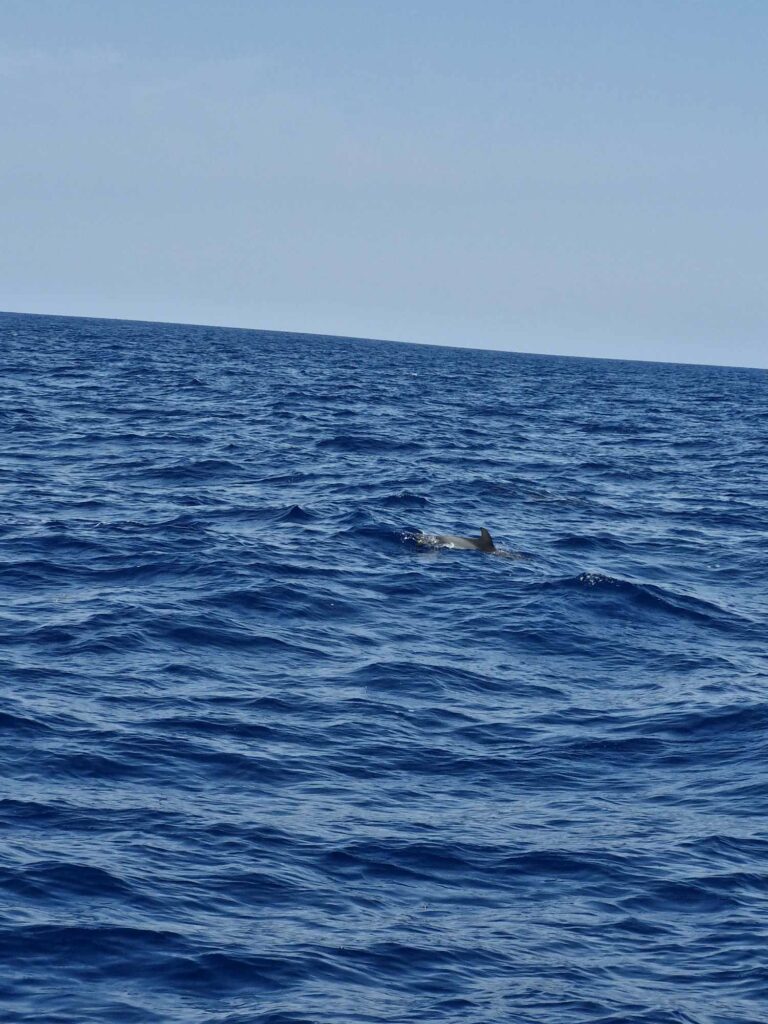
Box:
[478,528,495,551]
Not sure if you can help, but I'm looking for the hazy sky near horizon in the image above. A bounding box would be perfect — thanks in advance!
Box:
[1,1,766,366]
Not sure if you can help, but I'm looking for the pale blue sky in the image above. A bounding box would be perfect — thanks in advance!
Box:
[1,1,766,366]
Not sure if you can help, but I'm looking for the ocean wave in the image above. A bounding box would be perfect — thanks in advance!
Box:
[316,433,422,454]
[537,572,756,630]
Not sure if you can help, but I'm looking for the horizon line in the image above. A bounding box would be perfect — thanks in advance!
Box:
[1,307,764,374]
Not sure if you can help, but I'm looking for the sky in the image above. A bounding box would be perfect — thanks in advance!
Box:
[1,1,766,367]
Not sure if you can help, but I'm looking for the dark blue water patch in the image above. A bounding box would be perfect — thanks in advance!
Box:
[2,311,768,1023]
[316,432,423,454]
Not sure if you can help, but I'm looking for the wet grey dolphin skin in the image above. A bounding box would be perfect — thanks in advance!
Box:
[432,527,496,552]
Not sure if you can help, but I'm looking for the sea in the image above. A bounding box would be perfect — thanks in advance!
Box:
[1,311,767,1024]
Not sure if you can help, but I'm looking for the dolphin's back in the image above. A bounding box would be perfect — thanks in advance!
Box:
[434,534,478,549]
[431,528,496,552]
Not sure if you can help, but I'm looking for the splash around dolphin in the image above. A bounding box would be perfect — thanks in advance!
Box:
[416,527,496,552]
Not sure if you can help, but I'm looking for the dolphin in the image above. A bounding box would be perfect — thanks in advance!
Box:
[429,527,496,552]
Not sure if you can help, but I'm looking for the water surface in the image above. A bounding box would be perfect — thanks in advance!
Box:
[2,312,767,1023]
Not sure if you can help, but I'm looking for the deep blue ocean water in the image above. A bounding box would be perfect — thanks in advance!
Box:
[1,311,767,1024]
